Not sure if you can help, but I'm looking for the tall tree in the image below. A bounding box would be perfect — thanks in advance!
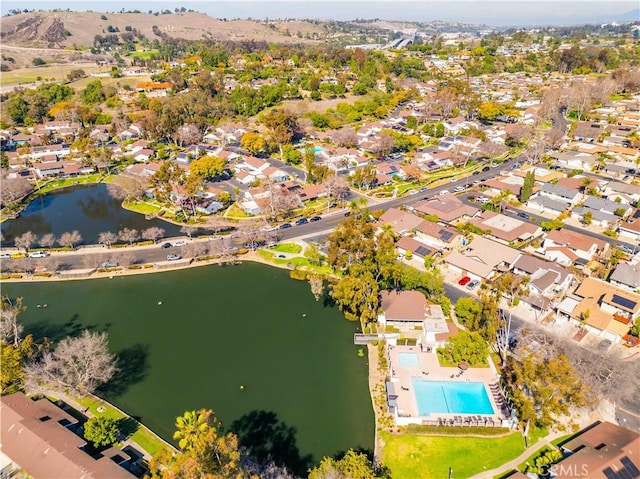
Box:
[118,228,140,245]
[98,231,118,248]
[263,109,299,156]
[519,170,535,203]
[58,231,83,250]
[14,231,37,252]
[24,330,117,396]
[142,227,166,244]
[38,233,56,249]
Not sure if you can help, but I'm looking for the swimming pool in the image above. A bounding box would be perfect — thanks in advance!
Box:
[398,352,419,367]
[314,146,324,153]
[412,379,494,416]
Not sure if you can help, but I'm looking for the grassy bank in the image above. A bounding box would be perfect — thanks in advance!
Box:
[381,430,526,479]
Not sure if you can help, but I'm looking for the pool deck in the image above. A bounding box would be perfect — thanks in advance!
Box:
[388,345,510,425]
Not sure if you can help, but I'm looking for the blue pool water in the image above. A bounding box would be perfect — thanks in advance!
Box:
[398,352,420,367]
[314,146,324,153]
[412,379,494,415]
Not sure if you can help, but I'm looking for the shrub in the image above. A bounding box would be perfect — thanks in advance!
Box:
[289,269,310,281]
[83,416,119,448]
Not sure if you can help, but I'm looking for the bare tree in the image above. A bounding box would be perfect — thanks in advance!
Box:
[308,275,324,301]
[118,228,139,245]
[38,233,56,249]
[24,330,117,396]
[185,242,208,258]
[0,174,34,207]
[236,221,265,251]
[14,231,37,252]
[544,128,565,149]
[98,231,118,248]
[174,124,202,147]
[333,127,358,147]
[0,296,25,347]
[58,231,83,250]
[180,225,198,238]
[117,252,136,267]
[372,132,395,156]
[142,227,166,244]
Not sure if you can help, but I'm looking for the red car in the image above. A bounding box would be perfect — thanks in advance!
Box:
[458,276,471,286]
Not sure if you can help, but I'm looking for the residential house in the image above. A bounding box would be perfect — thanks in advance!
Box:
[553,421,639,479]
[0,392,136,479]
[395,236,440,260]
[444,235,521,281]
[511,254,573,297]
[482,176,524,197]
[412,194,479,224]
[538,183,582,206]
[413,220,462,250]
[133,148,154,162]
[378,290,428,330]
[547,151,598,170]
[601,182,640,205]
[377,208,424,236]
[470,211,542,244]
[566,277,640,342]
[583,196,632,218]
[619,217,640,241]
[527,194,570,216]
[543,228,606,266]
[610,263,640,292]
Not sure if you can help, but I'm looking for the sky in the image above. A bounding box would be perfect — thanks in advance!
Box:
[2,1,638,27]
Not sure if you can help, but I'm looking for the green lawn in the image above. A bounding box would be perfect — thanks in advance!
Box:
[381,431,526,479]
[122,200,162,216]
[35,173,109,194]
[127,49,160,60]
[258,249,333,275]
[75,396,168,456]
[270,243,302,254]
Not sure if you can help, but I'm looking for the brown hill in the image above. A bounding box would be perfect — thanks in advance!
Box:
[0,11,319,48]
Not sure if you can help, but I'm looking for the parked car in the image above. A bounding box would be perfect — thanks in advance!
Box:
[101,261,118,268]
[618,244,634,254]
[0,253,11,259]
[458,276,471,286]
[517,212,529,220]
[167,254,182,261]
[295,218,309,226]
[310,216,322,222]
[472,170,481,176]
[279,223,292,229]
[173,240,187,247]
[161,242,172,249]
[450,178,458,183]
[482,166,491,172]
[29,251,49,258]
[454,185,465,192]
[439,190,450,195]
[344,211,351,217]
[466,279,480,290]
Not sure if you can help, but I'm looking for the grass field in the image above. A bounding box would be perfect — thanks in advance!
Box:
[121,200,163,216]
[381,431,527,479]
[1,64,104,86]
[127,50,160,60]
[270,243,302,254]
[74,396,169,457]
[66,74,151,90]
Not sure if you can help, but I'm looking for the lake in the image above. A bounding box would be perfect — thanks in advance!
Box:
[1,183,183,246]
[3,262,374,474]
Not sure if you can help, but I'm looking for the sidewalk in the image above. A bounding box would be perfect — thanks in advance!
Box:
[468,431,565,479]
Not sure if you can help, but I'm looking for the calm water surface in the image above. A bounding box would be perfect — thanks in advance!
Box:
[1,184,182,246]
[3,263,373,472]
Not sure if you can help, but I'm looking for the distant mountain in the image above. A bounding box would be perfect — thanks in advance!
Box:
[0,11,321,48]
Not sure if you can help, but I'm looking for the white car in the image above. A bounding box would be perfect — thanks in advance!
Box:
[439,190,450,195]
[0,253,11,259]
[29,251,50,258]
[454,186,466,192]
[173,240,187,247]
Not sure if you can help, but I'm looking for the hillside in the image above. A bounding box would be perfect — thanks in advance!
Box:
[0,11,320,48]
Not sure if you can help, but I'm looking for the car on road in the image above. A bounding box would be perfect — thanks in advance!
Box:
[161,242,172,249]
[450,178,458,183]
[482,166,491,172]
[0,253,11,259]
[439,190,450,195]
[279,223,292,229]
[473,179,482,184]
[167,254,182,261]
[295,218,309,226]
[517,212,530,220]
[344,211,351,217]
[101,261,118,268]
[310,216,322,222]
[454,185,466,192]
[173,240,187,247]
[472,171,481,176]
[28,251,50,258]
[458,276,471,286]
[466,279,480,290]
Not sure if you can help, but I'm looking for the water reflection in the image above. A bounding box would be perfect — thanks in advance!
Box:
[1,184,183,246]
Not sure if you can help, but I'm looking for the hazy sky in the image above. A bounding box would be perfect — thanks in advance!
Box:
[2,1,638,27]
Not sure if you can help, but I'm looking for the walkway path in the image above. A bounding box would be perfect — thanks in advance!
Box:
[468,431,565,479]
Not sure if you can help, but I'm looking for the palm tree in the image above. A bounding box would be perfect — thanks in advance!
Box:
[173,409,216,452]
